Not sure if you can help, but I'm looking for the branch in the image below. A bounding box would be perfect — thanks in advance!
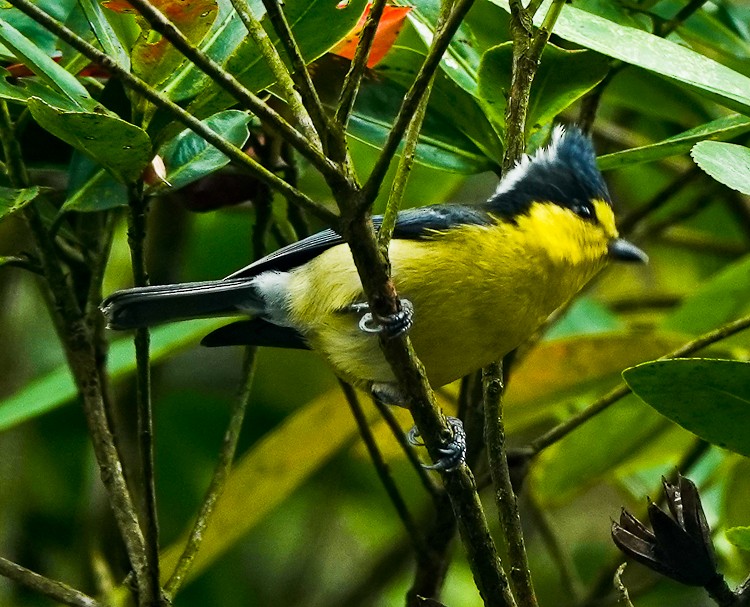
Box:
[259,0,332,149]
[164,346,257,599]
[527,311,750,456]
[126,184,162,605]
[124,0,337,170]
[0,557,102,607]
[4,0,337,226]
[228,0,320,143]
[483,362,535,607]
[360,0,477,209]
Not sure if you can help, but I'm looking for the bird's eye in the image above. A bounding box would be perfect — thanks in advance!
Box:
[573,203,594,220]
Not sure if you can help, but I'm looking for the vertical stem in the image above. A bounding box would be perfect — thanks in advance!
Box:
[126,184,162,606]
[483,363,537,607]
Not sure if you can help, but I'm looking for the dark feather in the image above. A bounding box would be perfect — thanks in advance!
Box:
[201,318,310,349]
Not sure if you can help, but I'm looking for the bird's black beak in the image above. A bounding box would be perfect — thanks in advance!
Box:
[609,238,648,263]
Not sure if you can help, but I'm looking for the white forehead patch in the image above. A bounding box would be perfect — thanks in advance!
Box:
[493,125,567,197]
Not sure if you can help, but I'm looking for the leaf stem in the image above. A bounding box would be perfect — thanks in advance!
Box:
[4,0,337,225]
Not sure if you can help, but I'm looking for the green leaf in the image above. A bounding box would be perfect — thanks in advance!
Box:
[725,527,750,552]
[159,386,369,583]
[598,114,750,170]
[477,43,609,136]
[61,152,128,213]
[663,254,750,335]
[350,79,494,174]
[157,110,253,192]
[375,46,503,164]
[407,0,482,96]
[0,185,41,221]
[0,19,95,111]
[186,0,368,123]
[28,97,153,183]
[491,0,750,114]
[691,141,750,195]
[623,359,750,457]
[0,319,226,432]
[78,0,130,70]
[0,67,77,108]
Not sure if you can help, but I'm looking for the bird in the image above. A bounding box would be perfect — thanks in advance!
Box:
[101,125,646,469]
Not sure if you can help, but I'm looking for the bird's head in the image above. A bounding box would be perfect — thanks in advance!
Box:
[487,125,647,268]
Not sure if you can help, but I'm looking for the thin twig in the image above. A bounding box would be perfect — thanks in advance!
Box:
[259,0,332,149]
[126,183,162,606]
[483,362,533,607]
[528,311,750,456]
[613,564,634,607]
[228,0,319,143]
[0,557,102,607]
[164,346,257,599]
[339,381,429,555]
[335,0,387,129]
[4,0,337,226]
[0,101,151,603]
[360,0,477,209]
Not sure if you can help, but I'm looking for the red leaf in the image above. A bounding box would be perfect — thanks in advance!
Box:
[332,4,411,68]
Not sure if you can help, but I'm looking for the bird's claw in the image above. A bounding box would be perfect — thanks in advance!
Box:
[408,416,466,472]
[351,299,414,339]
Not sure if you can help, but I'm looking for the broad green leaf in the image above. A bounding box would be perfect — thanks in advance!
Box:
[0,319,227,432]
[156,110,253,192]
[407,0,481,96]
[375,46,503,164]
[691,141,750,195]
[186,0,368,123]
[0,19,95,111]
[477,43,609,136]
[726,527,750,552]
[623,359,750,457]
[28,97,153,184]
[598,114,750,170]
[349,78,494,173]
[0,67,77,108]
[160,386,371,583]
[78,0,130,70]
[61,153,128,213]
[0,186,41,221]
[491,0,750,115]
[663,254,750,335]
[723,458,750,533]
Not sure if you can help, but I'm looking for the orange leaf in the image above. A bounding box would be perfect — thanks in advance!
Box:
[332,4,411,68]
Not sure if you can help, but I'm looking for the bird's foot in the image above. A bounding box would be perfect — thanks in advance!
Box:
[407,416,466,472]
[349,298,414,339]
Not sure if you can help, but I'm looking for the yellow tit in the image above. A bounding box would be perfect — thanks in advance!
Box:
[102,126,645,467]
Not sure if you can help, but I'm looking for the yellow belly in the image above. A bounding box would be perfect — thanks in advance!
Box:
[285,218,607,388]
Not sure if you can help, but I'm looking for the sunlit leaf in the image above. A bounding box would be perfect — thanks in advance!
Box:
[623,359,750,457]
[78,0,130,70]
[0,319,227,432]
[28,97,153,183]
[0,186,41,222]
[491,0,750,114]
[726,527,750,552]
[156,110,253,192]
[598,114,750,170]
[691,141,750,195]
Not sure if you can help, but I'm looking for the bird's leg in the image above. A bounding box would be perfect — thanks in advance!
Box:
[372,382,466,472]
[349,298,414,339]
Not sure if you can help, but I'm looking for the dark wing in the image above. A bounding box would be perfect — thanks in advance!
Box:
[227,204,492,279]
[202,318,311,349]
